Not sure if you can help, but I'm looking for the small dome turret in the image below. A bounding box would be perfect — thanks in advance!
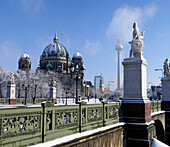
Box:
[73,49,82,59]
[20,50,30,60]
[18,50,31,71]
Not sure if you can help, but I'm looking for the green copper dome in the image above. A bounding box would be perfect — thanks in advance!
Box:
[41,33,69,58]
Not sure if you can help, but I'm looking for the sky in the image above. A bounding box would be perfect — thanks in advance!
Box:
[0,0,169,90]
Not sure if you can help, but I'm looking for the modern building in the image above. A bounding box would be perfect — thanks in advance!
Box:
[94,74,104,97]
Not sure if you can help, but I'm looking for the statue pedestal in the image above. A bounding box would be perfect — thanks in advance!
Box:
[9,99,16,104]
[7,84,16,105]
[49,87,57,104]
[122,57,151,122]
[121,57,154,146]
[161,77,170,145]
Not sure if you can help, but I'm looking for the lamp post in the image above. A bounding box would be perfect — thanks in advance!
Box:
[70,64,85,104]
[22,84,30,105]
[65,88,69,105]
[33,84,37,104]
[155,69,163,78]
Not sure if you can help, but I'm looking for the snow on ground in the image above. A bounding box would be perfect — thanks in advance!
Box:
[151,138,169,147]
[29,122,124,147]
[0,98,106,108]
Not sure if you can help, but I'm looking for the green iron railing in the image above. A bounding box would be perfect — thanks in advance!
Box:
[150,100,161,113]
[0,100,162,146]
[0,101,120,147]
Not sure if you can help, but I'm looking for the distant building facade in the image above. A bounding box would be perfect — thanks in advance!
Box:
[94,74,104,97]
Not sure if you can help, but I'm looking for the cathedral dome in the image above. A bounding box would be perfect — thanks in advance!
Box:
[41,33,69,58]
[20,50,30,60]
[73,49,82,59]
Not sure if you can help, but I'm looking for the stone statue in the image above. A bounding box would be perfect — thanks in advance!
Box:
[129,22,145,58]
[164,58,170,77]
[50,79,56,87]
[8,73,15,85]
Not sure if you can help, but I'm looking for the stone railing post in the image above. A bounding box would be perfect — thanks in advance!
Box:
[41,101,54,143]
[121,57,155,147]
[78,101,87,133]
[161,77,170,145]
[102,101,107,126]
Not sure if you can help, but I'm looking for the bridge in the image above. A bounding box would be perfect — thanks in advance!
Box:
[0,100,167,147]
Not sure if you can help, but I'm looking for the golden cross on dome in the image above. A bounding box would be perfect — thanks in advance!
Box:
[24,50,26,53]
[76,48,78,52]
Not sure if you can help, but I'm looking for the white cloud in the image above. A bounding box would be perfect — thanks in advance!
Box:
[83,40,101,55]
[20,0,43,12]
[106,4,157,43]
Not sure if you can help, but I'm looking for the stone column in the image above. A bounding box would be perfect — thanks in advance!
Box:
[7,83,16,104]
[121,57,155,147]
[49,80,57,104]
[161,77,170,145]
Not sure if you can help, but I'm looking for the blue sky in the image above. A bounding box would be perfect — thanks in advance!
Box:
[0,0,169,90]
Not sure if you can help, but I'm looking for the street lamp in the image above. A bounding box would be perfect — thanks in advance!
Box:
[65,88,69,105]
[22,84,30,105]
[70,64,85,104]
[155,69,163,78]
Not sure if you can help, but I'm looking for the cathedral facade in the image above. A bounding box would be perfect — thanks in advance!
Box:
[18,33,87,97]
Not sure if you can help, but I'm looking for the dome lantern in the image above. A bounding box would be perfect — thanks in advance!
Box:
[53,32,58,43]
[73,48,82,59]
[20,50,30,59]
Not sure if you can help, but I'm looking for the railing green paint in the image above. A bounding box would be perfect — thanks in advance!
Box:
[0,101,120,147]
[151,100,161,113]
[0,100,161,146]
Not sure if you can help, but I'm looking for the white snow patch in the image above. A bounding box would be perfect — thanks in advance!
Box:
[151,138,169,147]
[29,122,124,147]
[151,111,165,117]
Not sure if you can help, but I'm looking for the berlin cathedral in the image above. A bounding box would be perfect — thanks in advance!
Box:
[18,32,88,97]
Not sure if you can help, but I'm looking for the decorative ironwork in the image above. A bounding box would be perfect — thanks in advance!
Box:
[46,111,52,131]
[109,107,118,119]
[82,109,86,124]
[88,108,102,122]
[55,110,78,128]
[1,113,41,139]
